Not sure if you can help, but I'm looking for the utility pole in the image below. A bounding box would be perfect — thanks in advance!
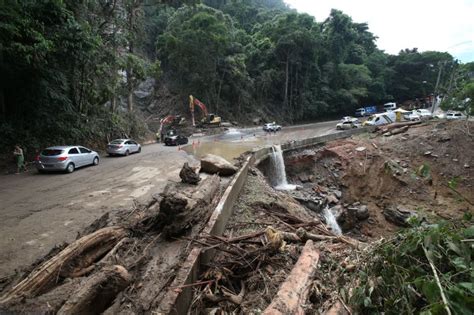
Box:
[431,61,445,114]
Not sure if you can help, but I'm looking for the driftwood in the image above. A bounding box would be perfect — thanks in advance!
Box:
[377,120,421,133]
[57,265,130,315]
[0,226,127,305]
[263,240,320,315]
[156,175,220,237]
[383,125,409,137]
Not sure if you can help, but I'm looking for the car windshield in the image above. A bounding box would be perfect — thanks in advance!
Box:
[110,140,124,144]
[41,149,63,156]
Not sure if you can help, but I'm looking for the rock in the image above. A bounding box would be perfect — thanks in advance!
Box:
[452,158,458,162]
[383,206,417,227]
[326,194,339,205]
[200,154,238,176]
[333,190,342,199]
[337,207,358,231]
[293,196,326,213]
[464,164,470,168]
[299,174,311,183]
[355,205,369,220]
[179,162,201,185]
[424,151,432,156]
[352,201,360,206]
[355,147,366,152]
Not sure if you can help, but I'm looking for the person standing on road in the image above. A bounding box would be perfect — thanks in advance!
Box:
[13,145,27,174]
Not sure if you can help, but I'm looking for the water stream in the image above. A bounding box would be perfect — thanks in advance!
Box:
[323,205,342,235]
[270,145,296,190]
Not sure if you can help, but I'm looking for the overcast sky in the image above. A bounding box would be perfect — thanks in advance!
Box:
[284,0,474,63]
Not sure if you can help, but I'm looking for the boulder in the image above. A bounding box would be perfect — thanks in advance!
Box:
[356,205,370,220]
[383,206,417,227]
[200,154,238,176]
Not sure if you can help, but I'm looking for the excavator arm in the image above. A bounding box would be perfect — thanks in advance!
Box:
[189,95,209,126]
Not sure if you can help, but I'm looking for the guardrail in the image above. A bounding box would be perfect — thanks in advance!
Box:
[156,126,375,314]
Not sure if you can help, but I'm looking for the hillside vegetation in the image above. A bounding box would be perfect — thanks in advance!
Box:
[0,0,472,152]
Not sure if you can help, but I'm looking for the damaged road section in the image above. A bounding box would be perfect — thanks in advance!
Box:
[0,155,236,314]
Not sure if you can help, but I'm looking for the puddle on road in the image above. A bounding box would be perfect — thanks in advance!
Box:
[182,142,256,161]
[182,126,336,161]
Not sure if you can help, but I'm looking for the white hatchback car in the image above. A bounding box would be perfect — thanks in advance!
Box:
[446,111,466,120]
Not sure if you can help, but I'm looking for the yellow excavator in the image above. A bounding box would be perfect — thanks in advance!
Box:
[189,95,221,127]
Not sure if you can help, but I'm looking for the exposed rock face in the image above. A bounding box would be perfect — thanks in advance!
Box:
[200,154,238,176]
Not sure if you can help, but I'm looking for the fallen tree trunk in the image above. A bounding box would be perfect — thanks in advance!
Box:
[57,265,130,315]
[155,175,220,237]
[0,226,127,305]
[377,121,421,133]
[263,240,320,315]
[383,125,409,137]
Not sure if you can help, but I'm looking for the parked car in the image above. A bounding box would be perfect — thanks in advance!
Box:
[446,111,466,120]
[263,122,282,132]
[106,139,141,156]
[164,132,189,146]
[35,146,99,173]
[336,120,361,130]
[407,109,432,121]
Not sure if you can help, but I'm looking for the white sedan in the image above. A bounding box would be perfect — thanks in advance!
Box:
[337,120,361,130]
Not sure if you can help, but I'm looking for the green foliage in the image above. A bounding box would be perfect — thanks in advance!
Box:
[0,0,470,154]
[350,221,474,314]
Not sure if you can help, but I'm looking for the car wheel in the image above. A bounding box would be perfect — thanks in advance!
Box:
[66,163,75,173]
[138,147,141,153]
[93,157,99,166]
[37,169,45,174]
[183,138,188,144]
[125,150,130,156]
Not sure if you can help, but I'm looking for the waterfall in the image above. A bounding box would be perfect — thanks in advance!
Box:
[270,145,296,190]
[323,206,342,235]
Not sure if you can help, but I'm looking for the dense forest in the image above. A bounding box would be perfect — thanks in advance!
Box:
[0,0,472,152]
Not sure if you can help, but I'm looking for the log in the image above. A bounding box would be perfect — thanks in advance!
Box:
[0,226,127,305]
[383,125,409,137]
[263,240,320,315]
[377,120,421,133]
[156,175,220,237]
[57,265,130,315]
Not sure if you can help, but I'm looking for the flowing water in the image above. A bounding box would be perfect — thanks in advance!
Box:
[270,145,296,190]
[323,205,342,235]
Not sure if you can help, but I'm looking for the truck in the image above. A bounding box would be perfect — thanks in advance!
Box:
[355,106,377,117]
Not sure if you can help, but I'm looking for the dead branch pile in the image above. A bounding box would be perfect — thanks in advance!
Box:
[188,208,362,314]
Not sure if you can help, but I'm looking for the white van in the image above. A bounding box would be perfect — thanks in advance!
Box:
[363,113,394,126]
[383,102,397,111]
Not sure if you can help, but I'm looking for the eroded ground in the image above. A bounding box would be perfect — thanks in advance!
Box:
[189,120,473,313]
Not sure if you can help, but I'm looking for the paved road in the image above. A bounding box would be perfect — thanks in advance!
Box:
[0,120,338,278]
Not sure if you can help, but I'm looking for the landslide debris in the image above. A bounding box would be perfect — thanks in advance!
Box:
[189,120,473,314]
